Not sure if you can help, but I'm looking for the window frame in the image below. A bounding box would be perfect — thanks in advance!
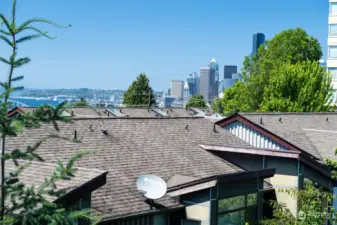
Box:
[330,24,337,36]
[329,46,337,59]
[328,68,337,81]
[217,193,258,225]
[331,2,337,15]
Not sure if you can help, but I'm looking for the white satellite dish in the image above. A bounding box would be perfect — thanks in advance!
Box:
[136,175,167,200]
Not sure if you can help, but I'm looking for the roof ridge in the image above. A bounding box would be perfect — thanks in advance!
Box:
[71,116,204,120]
[239,112,337,115]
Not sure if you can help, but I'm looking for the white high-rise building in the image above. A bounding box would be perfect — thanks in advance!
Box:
[170,80,184,100]
[183,81,190,103]
[328,0,337,101]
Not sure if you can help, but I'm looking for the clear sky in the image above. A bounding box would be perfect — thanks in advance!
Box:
[0,0,329,91]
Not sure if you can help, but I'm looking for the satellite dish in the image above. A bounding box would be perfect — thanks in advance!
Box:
[136,175,167,200]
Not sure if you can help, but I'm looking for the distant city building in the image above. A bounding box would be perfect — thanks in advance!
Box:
[170,80,184,99]
[208,58,219,101]
[199,66,215,104]
[186,72,199,96]
[160,93,175,108]
[252,33,266,56]
[183,81,191,103]
[168,88,171,96]
[224,65,237,79]
[218,73,241,96]
[319,59,327,68]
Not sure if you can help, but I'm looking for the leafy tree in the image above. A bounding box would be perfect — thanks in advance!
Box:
[123,73,155,106]
[260,61,332,112]
[220,82,254,115]
[185,94,207,108]
[212,98,223,114]
[72,98,89,107]
[0,1,99,224]
[260,182,334,225]
[221,28,325,114]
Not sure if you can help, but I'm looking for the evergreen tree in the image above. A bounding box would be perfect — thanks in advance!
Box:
[0,1,99,224]
[185,94,207,108]
[123,73,155,106]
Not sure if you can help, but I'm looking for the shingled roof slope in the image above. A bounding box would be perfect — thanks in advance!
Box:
[238,112,337,160]
[6,160,107,202]
[6,117,250,220]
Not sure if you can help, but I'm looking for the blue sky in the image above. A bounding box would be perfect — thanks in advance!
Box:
[0,0,329,91]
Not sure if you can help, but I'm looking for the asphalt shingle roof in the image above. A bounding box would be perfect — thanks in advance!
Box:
[238,112,337,160]
[6,160,106,202]
[67,107,114,118]
[6,117,249,220]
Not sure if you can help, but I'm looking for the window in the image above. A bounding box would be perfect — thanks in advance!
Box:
[331,3,337,15]
[330,24,337,36]
[328,68,337,81]
[329,47,337,59]
[217,193,258,225]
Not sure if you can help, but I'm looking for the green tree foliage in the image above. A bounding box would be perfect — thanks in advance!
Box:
[0,1,99,224]
[185,94,207,108]
[260,182,334,225]
[220,28,327,115]
[123,73,155,106]
[72,98,89,107]
[260,61,332,112]
[219,82,253,115]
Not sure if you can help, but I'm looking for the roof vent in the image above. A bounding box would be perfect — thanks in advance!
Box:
[120,108,122,113]
[101,127,108,135]
[326,117,329,122]
[279,117,282,122]
[71,110,74,116]
[260,118,263,124]
[185,125,189,130]
[89,124,93,132]
[213,124,217,132]
[74,130,77,140]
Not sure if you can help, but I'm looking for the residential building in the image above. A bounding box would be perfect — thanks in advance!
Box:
[252,33,266,56]
[7,117,275,225]
[223,65,237,79]
[328,0,337,100]
[215,112,337,216]
[186,72,199,96]
[209,58,219,100]
[170,80,184,100]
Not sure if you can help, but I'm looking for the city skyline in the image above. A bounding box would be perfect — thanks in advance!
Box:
[0,0,328,92]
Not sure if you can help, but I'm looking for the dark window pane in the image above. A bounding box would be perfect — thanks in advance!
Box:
[247,193,257,207]
[218,195,245,213]
[217,210,245,225]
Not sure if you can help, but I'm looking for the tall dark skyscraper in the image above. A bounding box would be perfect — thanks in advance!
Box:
[252,33,265,56]
[224,65,237,79]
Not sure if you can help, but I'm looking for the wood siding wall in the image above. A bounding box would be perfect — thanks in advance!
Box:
[224,121,288,150]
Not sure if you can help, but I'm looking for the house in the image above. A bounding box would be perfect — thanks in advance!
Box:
[6,117,275,225]
[215,112,337,215]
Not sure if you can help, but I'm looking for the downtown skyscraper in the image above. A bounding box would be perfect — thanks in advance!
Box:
[199,58,219,104]
[224,65,237,79]
[252,33,265,56]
